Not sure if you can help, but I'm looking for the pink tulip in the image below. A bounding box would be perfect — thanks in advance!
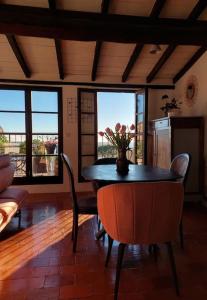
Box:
[120,125,126,134]
[108,130,113,136]
[130,124,135,130]
[99,131,104,137]
[115,123,121,132]
[105,127,112,135]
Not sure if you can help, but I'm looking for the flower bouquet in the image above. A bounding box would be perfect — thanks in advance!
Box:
[99,123,136,173]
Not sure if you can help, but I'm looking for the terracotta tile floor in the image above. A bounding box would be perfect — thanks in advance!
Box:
[0,196,207,300]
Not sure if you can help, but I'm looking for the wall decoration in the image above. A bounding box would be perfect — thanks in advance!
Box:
[67,97,77,122]
[185,75,198,107]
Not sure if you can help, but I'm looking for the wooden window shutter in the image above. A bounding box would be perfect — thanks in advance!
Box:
[78,89,97,181]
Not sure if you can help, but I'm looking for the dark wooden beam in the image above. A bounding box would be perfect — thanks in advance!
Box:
[101,0,110,13]
[122,0,166,82]
[91,41,102,81]
[147,45,176,83]
[146,0,207,83]
[150,0,166,18]
[6,34,31,78]
[48,1,64,80]
[48,0,56,11]
[0,78,175,89]
[1,5,207,45]
[188,0,207,20]
[173,46,207,83]
[122,44,144,82]
[54,39,64,80]
[91,0,110,81]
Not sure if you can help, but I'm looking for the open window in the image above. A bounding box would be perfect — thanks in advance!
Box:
[78,88,148,181]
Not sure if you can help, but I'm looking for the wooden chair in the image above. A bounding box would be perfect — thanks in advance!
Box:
[170,153,191,248]
[98,182,184,300]
[61,153,98,252]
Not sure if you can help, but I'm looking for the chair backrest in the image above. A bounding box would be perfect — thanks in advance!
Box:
[61,153,78,211]
[98,182,184,245]
[170,153,191,188]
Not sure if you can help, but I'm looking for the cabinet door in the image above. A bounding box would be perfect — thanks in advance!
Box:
[155,128,171,169]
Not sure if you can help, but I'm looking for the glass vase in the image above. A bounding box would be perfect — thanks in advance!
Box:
[116,149,129,174]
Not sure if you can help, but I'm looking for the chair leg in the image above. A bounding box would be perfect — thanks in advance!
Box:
[71,218,74,240]
[98,218,101,231]
[17,209,21,228]
[179,219,184,249]
[105,235,114,267]
[166,242,180,296]
[114,243,126,300]
[73,214,79,253]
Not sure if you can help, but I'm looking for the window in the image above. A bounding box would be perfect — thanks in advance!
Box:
[78,89,147,181]
[0,86,63,184]
[97,92,135,160]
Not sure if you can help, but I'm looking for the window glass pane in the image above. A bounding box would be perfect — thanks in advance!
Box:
[137,94,144,113]
[32,135,59,155]
[32,113,58,133]
[0,90,25,111]
[0,112,25,132]
[31,91,58,112]
[32,156,58,177]
[11,155,26,177]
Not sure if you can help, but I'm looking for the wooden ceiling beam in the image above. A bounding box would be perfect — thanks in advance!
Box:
[91,0,110,81]
[54,39,64,80]
[150,0,166,18]
[48,0,56,11]
[6,34,31,78]
[101,0,110,14]
[1,5,207,45]
[122,0,166,82]
[188,0,207,20]
[48,0,64,80]
[173,46,207,83]
[92,41,102,81]
[146,0,207,83]
[122,44,144,82]
[146,45,176,83]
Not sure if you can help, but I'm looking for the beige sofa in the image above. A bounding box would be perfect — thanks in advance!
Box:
[0,155,28,233]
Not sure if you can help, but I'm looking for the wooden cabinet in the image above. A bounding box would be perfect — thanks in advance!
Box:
[149,117,204,196]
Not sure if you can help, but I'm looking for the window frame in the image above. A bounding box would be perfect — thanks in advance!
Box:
[0,84,63,185]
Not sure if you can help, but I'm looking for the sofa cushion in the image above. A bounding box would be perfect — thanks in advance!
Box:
[0,187,28,206]
[0,165,15,193]
[0,201,18,233]
[0,155,10,169]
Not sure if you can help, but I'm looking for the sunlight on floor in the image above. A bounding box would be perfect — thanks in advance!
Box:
[0,210,93,280]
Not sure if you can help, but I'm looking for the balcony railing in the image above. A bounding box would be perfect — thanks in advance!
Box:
[0,133,59,177]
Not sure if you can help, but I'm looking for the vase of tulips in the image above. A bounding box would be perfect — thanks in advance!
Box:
[99,123,135,174]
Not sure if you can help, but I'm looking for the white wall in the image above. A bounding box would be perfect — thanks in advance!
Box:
[148,52,207,196]
[174,52,207,196]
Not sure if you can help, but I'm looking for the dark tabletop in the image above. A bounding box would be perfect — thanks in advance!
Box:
[82,164,180,182]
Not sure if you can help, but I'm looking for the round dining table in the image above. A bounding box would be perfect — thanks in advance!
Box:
[82,164,181,183]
